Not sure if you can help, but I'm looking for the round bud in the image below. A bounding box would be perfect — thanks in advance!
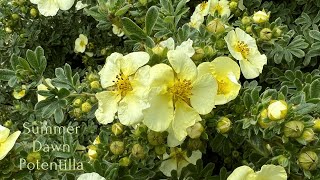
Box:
[216,117,232,134]
[187,122,204,139]
[131,144,145,159]
[253,10,270,23]
[73,98,82,107]
[215,39,226,50]
[258,109,273,128]
[27,152,41,163]
[191,47,205,61]
[187,138,203,151]
[298,151,319,171]
[73,108,82,118]
[283,121,304,138]
[11,14,20,20]
[277,155,289,167]
[87,73,99,82]
[88,146,98,160]
[302,128,315,143]
[260,28,273,41]
[232,150,240,158]
[147,131,165,146]
[5,27,12,33]
[245,26,252,34]
[273,27,282,38]
[229,2,238,12]
[312,118,320,132]
[155,145,166,155]
[203,46,216,57]
[30,8,38,18]
[81,102,92,113]
[267,100,288,121]
[90,81,101,89]
[4,120,13,128]
[110,141,125,155]
[207,19,225,34]
[112,123,124,136]
[119,157,131,166]
[241,16,251,25]
[152,45,165,57]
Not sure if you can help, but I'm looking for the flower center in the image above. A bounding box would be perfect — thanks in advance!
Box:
[217,77,231,95]
[115,73,132,96]
[200,2,208,12]
[170,79,192,102]
[215,4,223,14]
[80,40,86,47]
[235,41,249,59]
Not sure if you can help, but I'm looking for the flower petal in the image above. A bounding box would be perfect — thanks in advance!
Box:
[159,158,178,177]
[149,64,174,93]
[197,62,213,77]
[255,165,287,180]
[248,51,267,73]
[130,65,151,98]
[167,50,197,81]
[77,172,106,180]
[175,39,195,57]
[159,38,175,50]
[235,28,257,49]
[95,91,121,124]
[118,93,148,126]
[225,30,244,61]
[143,92,174,132]
[0,131,21,160]
[37,0,59,16]
[167,126,184,147]
[56,0,75,10]
[211,56,240,80]
[172,100,201,141]
[0,125,10,143]
[239,59,260,79]
[215,73,241,105]
[120,52,149,76]
[227,166,255,180]
[30,0,41,4]
[99,53,122,88]
[191,74,217,114]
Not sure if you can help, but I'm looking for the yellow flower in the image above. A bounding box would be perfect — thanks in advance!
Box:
[77,172,106,180]
[112,24,124,37]
[227,165,287,180]
[225,28,267,79]
[159,148,202,177]
[95,52,150,126]
[143,39,217,147]
[189,1,210,30]
[74,34,88,53]
[209,0,231,17]
[198,57,241,105]
[30,0,75,17]
[37,78,54,102]
[0,125,21,160]
[267,100,288,121]
[253,10,270,24]
[12,85,27,99]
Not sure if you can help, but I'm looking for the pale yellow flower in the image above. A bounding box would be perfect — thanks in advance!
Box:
[225,28,267,79]
[159,148,202,177]
[0,125,21,160]
[37,78,54,102]
[30,0,75,16]
[112,24,124,37]
[143,39,217,147]
[74,34,88,53]
[227,165,287,180]
[198,56,241,105]
[209,0,231,17]
[267,100,288,121]
[77,172,106,180]
[95,52,150,126]
[12,85,26,99]
[253,10,270,23]
[189,1,210,30]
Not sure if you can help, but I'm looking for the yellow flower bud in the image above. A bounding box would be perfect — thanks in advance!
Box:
[87,73,99,82]
[207,19,225,34]
[191,47,205,61]
[253,10,270,23]
[312,118,320,132]
[260,28,273,41]
[5,27,12,33]
[4,120,12,128]
[283,121,304,138]
[216,117,232,134]
[147,130,165,146]
[152,45,165,57]
[30,8,38,18]
[81,102,92,113]
[12,85,26,99]
[273,27,282,38]
[258,109,273,128]
[73,98,82,107]
[155,145,166,155]
[27,152,41,163]
[245,26,252,34]
[187,122,204,139]
[112,123,124,136]
[298,151,319,171]
[229,2,238,12]
[11,14,20,20]
[277,155,288,167]
[131,144,145,159]
[203,46,216,57]
[90,81,101,89]
[88,146,98,160]
[119,157,131,166]
[241,16,251,25]
[72,108,82,118]
[267,100,288,121]
[110,141,125,155]
[302,128,315,143]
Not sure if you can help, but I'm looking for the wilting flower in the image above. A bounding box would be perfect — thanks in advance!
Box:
[209,0,231,17]
[159,148,202,177]
[143,39,217,147]
[112,24,124,37]
[30,0,75,16]
[225,28,267,79]
[95,52,150,126]
[74,34,88,53]
[0,125,21,160]
[253,10,270,24]
[77,172,106,180]
[227,165,287,180]
[198,56,241,105]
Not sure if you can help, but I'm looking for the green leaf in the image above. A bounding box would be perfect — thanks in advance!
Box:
[10,54,19,71]
[57,88,70,99]
[145,6,159,35]
[309,30,320,41]
[54,108,64,124]
[0,69,15,81]
[83,162,95,173]
[310,79,320,98]
[122,17,147,40]
[26,49,38,70]
[115,4,131,16]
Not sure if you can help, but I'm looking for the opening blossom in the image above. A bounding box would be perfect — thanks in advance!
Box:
[95,52,150,126]
[30,0,75,17]
[198,56,241,105]
[225,28,267,79]
[227,165,287,180]
[209,0,231,17]
[0,125,21,160]
[143,39,218,147]
[74,34,88,53]
[189,2,210,30]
